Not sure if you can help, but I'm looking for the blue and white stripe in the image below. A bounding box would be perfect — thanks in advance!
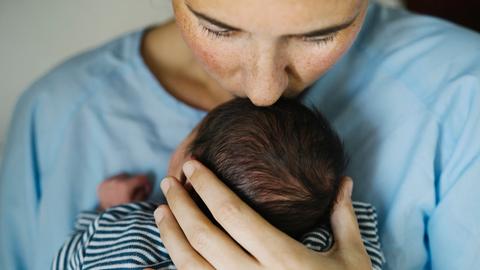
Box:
[53,201,385,270]
[301,202,385,270]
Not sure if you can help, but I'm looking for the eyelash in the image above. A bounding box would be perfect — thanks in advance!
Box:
[200,25,338,46]
[302,34,338,46]
[201,25,233,39]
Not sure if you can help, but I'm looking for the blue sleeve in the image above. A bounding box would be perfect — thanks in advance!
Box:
[0,90,43,270]
[0,63,87,269]
[0,44,109,269]
[428,71,480,269]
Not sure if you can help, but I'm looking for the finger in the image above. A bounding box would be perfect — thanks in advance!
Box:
[330,177,365,252]
[154,204,214,270]
[161,176,257,269]
[182,160,294,264]
[167,129,198,183]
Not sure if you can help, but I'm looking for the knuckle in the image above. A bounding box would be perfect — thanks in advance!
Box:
[188,226,211,251]
[216,200,242,224]
[341,246,372,270]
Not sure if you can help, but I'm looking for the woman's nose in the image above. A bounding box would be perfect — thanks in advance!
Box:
[244,42,290,106]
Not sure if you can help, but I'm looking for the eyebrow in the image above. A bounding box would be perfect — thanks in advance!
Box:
[187,4,358,37]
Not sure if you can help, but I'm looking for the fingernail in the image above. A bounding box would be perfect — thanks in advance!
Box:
[161,177,170,193]
[154,207,164,222]
[345,177,353,198]
[183,161,195,178]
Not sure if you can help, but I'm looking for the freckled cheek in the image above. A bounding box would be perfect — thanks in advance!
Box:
[295,30,359,85]
[293,49,340,86]
[175,13,241,84]
[192,41,235,77]
[184,32,241,86]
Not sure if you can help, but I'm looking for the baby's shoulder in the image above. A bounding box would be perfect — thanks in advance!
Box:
[79,202,173,269]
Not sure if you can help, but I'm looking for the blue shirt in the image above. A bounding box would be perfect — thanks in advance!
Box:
[1,3,479,270]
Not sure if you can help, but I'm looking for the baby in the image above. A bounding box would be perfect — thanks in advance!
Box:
[53,98,384,270]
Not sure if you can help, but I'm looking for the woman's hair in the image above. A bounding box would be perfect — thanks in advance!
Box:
[188,98,347,238]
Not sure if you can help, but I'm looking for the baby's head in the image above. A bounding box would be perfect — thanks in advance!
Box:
[169,98,347,238]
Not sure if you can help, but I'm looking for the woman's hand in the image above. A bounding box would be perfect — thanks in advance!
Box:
[153,160,371,270]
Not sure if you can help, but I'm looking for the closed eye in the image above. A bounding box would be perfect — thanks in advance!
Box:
[188,3,356,46]
[201,25,234,38]
[301,32,338,46]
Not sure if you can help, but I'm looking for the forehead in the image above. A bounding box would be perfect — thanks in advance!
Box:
[186,0,362,34]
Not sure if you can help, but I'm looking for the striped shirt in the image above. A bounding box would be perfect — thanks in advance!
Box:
[52,201,385,270]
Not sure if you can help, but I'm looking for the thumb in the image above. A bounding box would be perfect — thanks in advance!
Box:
[330,177,364,251]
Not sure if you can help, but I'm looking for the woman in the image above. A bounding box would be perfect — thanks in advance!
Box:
[0,0,479,269]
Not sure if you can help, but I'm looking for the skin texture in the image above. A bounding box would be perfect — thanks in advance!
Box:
[97,129,193,212]
[153,162,371,270]
[141,0,373,268]
[171,0,368,106]
[166,128,197,182]
[97,174,152,211]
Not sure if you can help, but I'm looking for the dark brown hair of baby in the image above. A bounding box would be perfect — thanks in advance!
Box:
[187,98,348,239]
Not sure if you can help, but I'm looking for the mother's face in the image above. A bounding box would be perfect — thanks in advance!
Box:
[172,0,368,106]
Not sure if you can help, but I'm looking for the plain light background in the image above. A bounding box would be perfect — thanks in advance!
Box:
[0,0,402,161]
[0,0,173,161]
